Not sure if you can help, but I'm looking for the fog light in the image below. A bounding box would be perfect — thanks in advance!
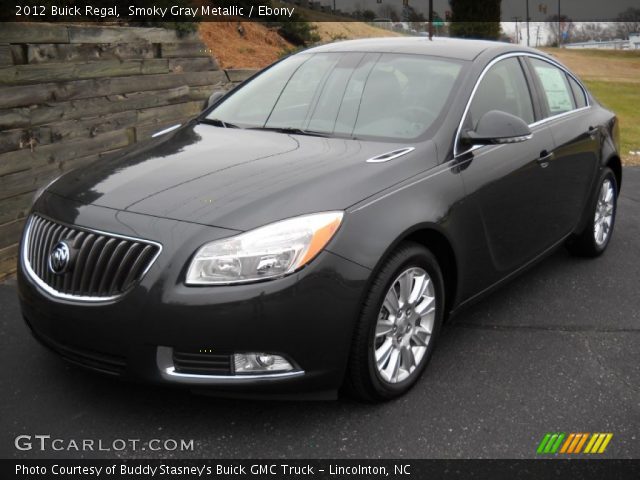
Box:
[256,354,275,367]
[234,353,294,374]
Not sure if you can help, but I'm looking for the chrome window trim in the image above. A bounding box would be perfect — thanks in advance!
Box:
[22,214,163,303]
[453,51,592,158]
[156,346,305,384]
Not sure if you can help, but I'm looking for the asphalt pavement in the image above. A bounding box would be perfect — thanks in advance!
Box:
[1,168,638,460]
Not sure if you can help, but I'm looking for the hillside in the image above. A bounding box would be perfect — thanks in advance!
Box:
[199,21,398,69]
[199,22,293,69]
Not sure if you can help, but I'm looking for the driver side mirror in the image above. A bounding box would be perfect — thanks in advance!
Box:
[461,110,532,146]
[205,90,226,110]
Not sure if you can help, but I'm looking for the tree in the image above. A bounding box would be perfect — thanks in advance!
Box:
[545,14,574,46]
[404,5,425,29]
[377,5,400,22]
[448,0,501,40]
[615,7,640,39]
[360,10,376,21]
[570,23,616,43]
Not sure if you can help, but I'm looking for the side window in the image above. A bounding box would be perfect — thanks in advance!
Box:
[567,75,587,109]
[530,58,576,116]
[467,57,535,130]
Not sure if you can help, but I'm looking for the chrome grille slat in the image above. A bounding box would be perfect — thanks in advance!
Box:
[121,244,154,290]
[88,237,117,294]
[53,227,71,291]
[44,224,64,286]
[108,243,141,294]
[30,217,43,276]
[23,214,161,301]
[98,240,129,294]
[73,233,95,292]
[79,236,106,293]
[39,220,57,278]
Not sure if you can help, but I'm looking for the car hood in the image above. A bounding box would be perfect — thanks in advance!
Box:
[50,123,438,231]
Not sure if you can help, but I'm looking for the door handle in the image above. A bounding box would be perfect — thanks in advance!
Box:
[587,126,599,138]
[537,150,554,167]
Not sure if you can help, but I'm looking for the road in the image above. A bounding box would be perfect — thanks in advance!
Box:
[1,168,638,460]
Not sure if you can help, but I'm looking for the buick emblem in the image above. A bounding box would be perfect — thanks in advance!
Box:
[48,241,70,275]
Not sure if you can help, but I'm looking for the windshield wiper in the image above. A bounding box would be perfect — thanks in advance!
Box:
[199,118,241,128]
[248,126,330,137]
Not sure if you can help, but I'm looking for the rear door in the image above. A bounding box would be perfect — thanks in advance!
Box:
[525,57,600,234]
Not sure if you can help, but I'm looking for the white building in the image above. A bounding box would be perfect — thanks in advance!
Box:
[563,33,640,50]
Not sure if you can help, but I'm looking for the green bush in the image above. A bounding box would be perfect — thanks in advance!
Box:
[276,21,320,46]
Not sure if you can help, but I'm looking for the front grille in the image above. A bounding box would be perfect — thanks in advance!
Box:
[172,349,233,375]
[24,214,161,300]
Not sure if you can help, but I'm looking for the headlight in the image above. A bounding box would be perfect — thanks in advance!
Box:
[185,211,344,285]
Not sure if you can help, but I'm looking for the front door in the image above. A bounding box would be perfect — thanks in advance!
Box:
[458,56,559,286]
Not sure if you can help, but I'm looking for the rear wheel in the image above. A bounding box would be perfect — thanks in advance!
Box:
[345,243,444,402]
[567,167,617,257]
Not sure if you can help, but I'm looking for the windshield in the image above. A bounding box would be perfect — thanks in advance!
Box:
[206,52,465,140]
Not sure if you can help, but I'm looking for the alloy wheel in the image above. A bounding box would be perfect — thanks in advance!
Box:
[373,267,436,384]
[594,178,615,246]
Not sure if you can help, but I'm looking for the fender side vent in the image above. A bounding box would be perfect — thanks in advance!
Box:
[366,147,415,163]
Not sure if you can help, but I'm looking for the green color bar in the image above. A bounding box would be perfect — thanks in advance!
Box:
[537,433,552,454]
[550,433,565,453]
[544,434,559,453]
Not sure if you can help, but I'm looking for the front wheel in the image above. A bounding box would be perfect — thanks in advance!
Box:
[345,243,444,402]
[567,167,618,257]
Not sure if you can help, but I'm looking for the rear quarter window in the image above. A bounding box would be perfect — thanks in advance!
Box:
[567,75,588,109]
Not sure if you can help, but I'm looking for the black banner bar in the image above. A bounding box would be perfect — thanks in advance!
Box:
[4,459,640,480]
[2,0,640,22]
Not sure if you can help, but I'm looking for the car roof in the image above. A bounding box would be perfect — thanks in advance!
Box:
[306,36,542,61]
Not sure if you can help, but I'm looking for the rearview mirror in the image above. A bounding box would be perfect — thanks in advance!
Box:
[206,90,226,109]
[461,110,532,146]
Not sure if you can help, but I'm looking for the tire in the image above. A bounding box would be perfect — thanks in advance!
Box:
[567,167,618,257]
[345,242,445,402]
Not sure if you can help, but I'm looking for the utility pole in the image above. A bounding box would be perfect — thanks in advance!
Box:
[428,0,433,40]
[557,0,561,46]
[513,16,521,44]
[526,0,530,46]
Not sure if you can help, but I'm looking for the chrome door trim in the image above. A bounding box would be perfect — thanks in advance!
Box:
[453,51,592,158]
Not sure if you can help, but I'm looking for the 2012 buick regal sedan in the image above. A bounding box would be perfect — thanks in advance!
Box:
[18,38,621,401]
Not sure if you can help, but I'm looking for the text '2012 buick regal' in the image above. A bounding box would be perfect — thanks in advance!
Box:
[18,38,621,401]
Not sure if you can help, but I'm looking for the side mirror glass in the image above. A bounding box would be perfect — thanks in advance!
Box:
[462,110,532,146]
[206,90,226,109]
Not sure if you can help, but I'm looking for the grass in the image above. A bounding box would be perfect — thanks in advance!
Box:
[584,80,640,166]
[545,48,640,166]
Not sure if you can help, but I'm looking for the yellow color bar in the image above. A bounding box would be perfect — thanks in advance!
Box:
[583,433,599,454]
[597,434,613,453]
[590,434,607,453]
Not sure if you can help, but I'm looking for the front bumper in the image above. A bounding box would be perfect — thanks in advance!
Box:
[18,194,371,399]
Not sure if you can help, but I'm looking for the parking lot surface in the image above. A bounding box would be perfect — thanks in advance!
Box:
[1,168,638,459]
